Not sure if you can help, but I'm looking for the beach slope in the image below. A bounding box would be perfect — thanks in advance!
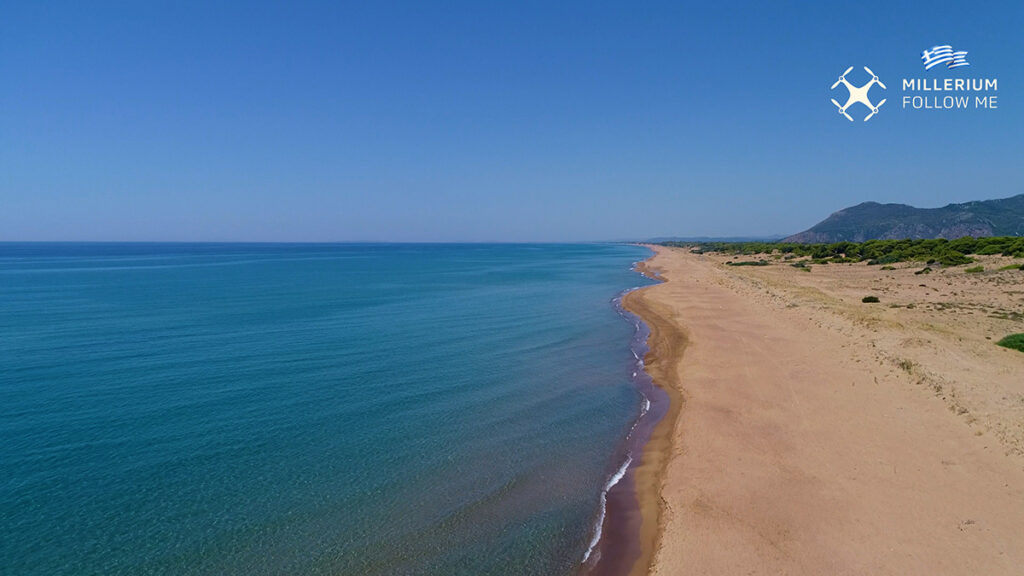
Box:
[624,245,1024,575]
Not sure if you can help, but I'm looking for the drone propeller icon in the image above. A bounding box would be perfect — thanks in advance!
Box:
[830,66,887,122]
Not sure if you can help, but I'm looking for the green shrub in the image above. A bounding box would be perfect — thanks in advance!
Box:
[998,263,1024,271]
[661,237,1021,266]
[881,265,896,270]
[862,296,880,303]
[725,260,769,266]
[977,245,1004,255]
[938,251,973,266]
[996,333,1024,353]
[914,267,932,275]
[965,266,984,273]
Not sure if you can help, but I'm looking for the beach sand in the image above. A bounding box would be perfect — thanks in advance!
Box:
[622,245,1024,575]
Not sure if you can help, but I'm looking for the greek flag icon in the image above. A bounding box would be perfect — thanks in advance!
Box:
[921,45,970,70]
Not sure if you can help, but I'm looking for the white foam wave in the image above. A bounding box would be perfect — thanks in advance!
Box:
[626,394,651,439]
[581,455,633,565]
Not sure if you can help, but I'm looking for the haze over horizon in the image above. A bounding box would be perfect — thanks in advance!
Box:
[3,1,1022,242]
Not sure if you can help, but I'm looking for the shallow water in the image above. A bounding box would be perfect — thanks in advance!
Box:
[0,243,655,575]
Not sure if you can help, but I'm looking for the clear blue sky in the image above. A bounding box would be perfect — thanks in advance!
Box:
[2,1,1022,241]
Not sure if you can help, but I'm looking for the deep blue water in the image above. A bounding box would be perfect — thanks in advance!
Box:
[0,243,654,575]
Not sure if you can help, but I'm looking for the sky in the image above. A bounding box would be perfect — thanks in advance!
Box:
[2,0,1022,242]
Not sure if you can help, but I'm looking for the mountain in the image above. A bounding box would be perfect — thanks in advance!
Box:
[783,194,1024,243]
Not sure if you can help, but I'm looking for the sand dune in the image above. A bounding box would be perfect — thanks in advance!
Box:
[624,245,1024,575]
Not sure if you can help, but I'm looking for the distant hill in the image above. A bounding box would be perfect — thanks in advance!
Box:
[784,194,1024,243]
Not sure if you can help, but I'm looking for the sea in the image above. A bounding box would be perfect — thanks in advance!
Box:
[0,243,659,575]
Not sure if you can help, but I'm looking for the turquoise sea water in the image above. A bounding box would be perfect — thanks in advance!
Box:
[0,243,655,575]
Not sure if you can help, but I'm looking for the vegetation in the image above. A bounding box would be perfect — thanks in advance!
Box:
[998,263,1024,271]
[724,260,770,266]
[862,296,880,303]
[996,333,1024,353]
[783,194,1024,243]
[965,266,985,274]
[935,251,973,266]
[667,236,1024,266]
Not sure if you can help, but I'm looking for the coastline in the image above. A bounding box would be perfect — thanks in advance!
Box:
[576,245,679,576]
[619,244,1024,575]
[617,247,686,576]
[580,276,672,576]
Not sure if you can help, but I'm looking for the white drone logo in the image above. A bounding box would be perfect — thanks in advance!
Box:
[830,66,887,122]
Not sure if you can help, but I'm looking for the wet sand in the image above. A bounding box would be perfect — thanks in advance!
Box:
[623,245,1024,575]
[584,289,670,576]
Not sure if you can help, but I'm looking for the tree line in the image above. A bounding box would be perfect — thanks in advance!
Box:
[663,236,1024,267]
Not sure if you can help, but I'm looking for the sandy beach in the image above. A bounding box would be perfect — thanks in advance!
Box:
[622,245,1024,575]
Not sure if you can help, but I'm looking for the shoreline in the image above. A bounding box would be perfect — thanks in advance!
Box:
[621,244,1024,575]
[581,279,669,576]
[577,246,678,576]
[617,247,686,576]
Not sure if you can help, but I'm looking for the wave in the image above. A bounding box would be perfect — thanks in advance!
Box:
[625,393,651,441]
[585,279,656,568]
[581,454,633,565]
